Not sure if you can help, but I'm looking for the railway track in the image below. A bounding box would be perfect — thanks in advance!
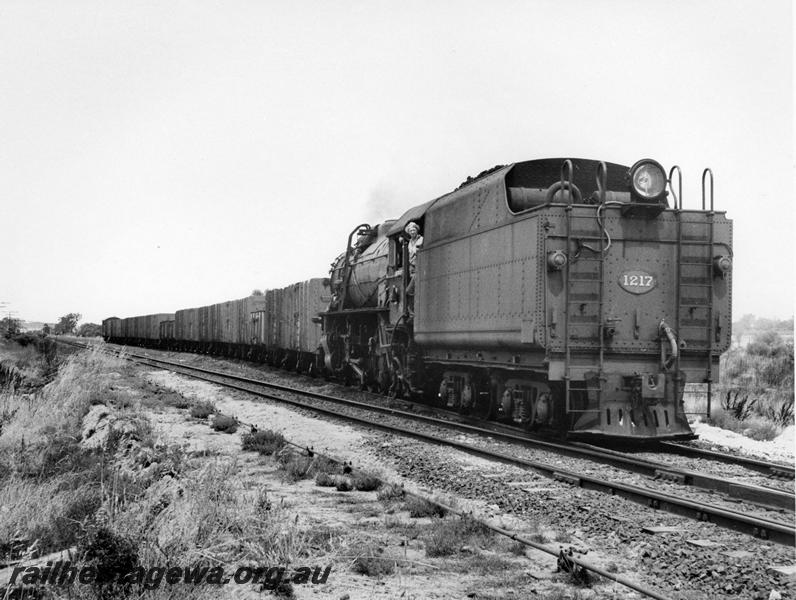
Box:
[657,441,795,479]
[59,339,796,545]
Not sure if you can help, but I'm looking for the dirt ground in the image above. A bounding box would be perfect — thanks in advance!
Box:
[141,368,638,600]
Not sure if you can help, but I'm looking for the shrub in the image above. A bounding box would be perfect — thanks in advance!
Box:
[255,488,272,515]
[744,419,781,441]
[405,495,445,518]
[211,414,238,433]
[309,455,338,475]
[78,526,139,598]
[716,337,794,432]
[352,474,381,492]
[161,392,191,409]
[720,389,757,420]
[376,483,405,504]
[241,429,286,455]
[424,516,493,557]
[24,486,104,554]
[351,544,395,577]
[278,455,312,482]
[315,472,336,487]
[335,478,352,492]
[507,540,527,555]
[763,394,795,426]
[189,401,216,419]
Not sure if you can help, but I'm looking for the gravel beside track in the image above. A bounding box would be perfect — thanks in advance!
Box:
[59,340,796,598]
[112,345,794,531]
[138,361,796,600]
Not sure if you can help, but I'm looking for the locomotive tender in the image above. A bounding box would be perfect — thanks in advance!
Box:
[104,157,732,441]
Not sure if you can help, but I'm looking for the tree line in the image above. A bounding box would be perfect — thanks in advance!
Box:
[2,313,101,339]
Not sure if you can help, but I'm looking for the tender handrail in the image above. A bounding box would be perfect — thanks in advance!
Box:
[701,168,714,211]
[560,159,574,205]
[596,161,607,205]
[668,165,682,210]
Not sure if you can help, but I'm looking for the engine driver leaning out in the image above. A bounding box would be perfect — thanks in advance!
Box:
[405,221,423,309]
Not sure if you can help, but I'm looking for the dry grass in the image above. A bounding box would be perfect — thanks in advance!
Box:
[0,335,59,386]
[0,342,351,600]
[189,400,216,419]
[0,345,126,454]
[404,495,446,518]
[684,336,795,439]
[210,413,238,433]
[708,343,793,440]
[0,346,156,559]
[241,428,286,455]
[279,454,313,481]
[709,407,782,441]
[352,474,381,492]
[351,543,396,577]
[376,483,406,504]
[315,471,336,487]
[423,515,494,557]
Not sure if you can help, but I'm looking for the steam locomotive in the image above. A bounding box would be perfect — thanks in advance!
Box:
[104,157,733,441]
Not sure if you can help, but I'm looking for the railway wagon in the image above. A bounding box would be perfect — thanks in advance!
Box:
[173,307,199,351]
[252,279,330,371]
[323,157,732,440]
[174,295,266,357]
[101,317,122,342]
[118,313,174,347]
[159,320,175,345]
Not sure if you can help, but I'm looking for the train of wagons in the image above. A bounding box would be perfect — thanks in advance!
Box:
[103,157,732,441]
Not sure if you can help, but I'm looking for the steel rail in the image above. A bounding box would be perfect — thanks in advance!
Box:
[212,402,678,600]
[64,340,793,546]
[280,441,676,600]
[54,341,677,599]
[61,338,793,488]
[139,357,796,545]
[657,441,795,479]
[113,346,795,513]
[57,339,795,515]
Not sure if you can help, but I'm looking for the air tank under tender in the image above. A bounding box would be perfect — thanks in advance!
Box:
[329,220,393,309]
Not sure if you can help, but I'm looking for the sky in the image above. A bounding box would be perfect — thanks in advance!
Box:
[1,0,793,325]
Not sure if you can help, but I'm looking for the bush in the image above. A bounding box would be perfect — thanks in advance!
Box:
[352,474,381,492]
[78,526,139,598]
[376,483,405,504]
[315,472,336,487]
[714,338,795,432]
[405,495,446,518]
[424,516,493,557]
[24,486,103,554]
[189,401,216,419]
[710,408,781,441]
[351,544,395,577]
[211,414,238,433]
[278,454,312,482]
[241,429,286,455]
[161,392,191,409]
[335,478,352,492]
[310,455,338,474]
[721,389,757,420]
